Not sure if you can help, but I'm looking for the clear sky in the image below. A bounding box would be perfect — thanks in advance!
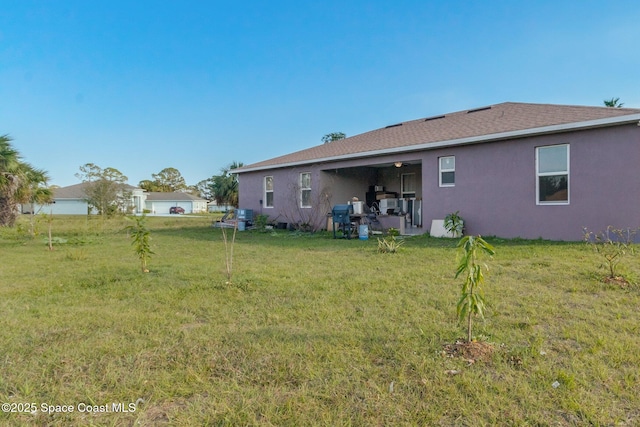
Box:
[2,1,639,187]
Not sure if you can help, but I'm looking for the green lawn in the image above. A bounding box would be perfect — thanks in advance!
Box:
[0,215,639,426]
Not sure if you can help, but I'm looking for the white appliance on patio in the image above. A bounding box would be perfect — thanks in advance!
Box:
[378,198,398,214]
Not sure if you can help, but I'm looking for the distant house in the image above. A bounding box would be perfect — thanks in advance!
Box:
[27,183,207,215]
[144,192,208,214]
[26,182,145,215]
[207,200,232,213]
[235,102,640,240]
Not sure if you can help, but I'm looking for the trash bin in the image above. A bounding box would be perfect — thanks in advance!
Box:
[359,224,369,240]
[238,221,246,231]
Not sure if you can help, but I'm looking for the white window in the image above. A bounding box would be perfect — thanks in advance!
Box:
[264,176,273,208]
[536,144,569,204]
[439,156,455,187]
[300,172,311,208]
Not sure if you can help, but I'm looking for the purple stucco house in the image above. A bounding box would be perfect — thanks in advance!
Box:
[236,102,640,240]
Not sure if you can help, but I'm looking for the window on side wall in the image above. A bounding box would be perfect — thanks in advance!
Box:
[439,156,455,187]
[300,172,311,208]
[264,176,274,208]
[536,144,569,204]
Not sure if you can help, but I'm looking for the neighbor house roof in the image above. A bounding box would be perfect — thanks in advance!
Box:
[53,182,140,199]
[145,192,206,202]
[237,102,640,173]
[52,183,90,199]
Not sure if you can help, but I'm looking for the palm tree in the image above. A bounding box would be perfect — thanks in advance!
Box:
[16,166,53,235]
[603,97,624,108]
[209,161,243,208]
[0,135,23,226]
[0,135,52,227]
[321,132,346,144]
[16,167,53,207]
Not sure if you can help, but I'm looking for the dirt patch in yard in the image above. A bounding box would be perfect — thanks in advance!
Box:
[443,340,495,363]
[603,276,630,288]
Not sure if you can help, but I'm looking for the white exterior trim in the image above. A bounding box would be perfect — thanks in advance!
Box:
[536,144,570,205]
[299,172,311,208]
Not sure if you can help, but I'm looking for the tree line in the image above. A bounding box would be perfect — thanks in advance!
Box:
[136,163,244,208]
[73,162,244,217]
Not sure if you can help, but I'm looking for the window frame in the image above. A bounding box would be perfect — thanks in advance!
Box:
[300,172,312,208]
[536,144,570,205]
[439,156,455,187]
[264,176,274,208]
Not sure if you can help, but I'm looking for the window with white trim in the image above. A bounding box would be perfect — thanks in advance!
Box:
[300,172,311,208]
[536,144,569,204]
[439,156,455,187]
[264,176,273,208]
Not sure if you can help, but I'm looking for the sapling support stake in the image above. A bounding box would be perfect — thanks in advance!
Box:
[221,221,238,283]
[47,208,53,251]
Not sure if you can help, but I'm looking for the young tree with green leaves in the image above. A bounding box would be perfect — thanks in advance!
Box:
[126,214,154,272]
[455,235,496,342]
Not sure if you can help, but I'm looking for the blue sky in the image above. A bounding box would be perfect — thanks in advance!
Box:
[2,1,639,187]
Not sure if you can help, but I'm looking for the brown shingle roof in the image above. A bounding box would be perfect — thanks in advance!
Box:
[238,102,640,172]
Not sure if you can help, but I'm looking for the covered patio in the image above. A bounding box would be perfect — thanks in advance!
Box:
[320,160,423,235]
